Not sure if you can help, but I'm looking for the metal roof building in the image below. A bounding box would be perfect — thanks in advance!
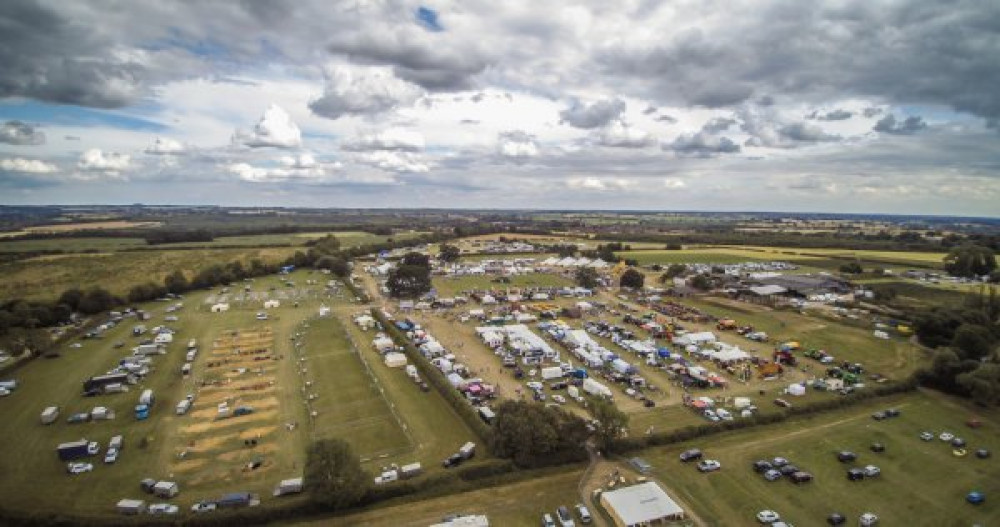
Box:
[600,482,685,526]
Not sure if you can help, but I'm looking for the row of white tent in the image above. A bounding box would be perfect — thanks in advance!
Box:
[539,256,610,268]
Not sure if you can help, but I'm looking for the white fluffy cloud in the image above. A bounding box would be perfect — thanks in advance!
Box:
[78,148,131,173]
[309,65,422,120]
[1,157,59,173]
[233,104,302,149]
[144,137,185,155]
[344,128,425,152]
[567,176,633,191]
[355,151,429,173]
[497,131,539,159]
[597,121,655,148]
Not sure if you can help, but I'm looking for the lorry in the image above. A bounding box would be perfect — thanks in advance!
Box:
[139,389,154,406]
[57,439,92,461]
[582,378,613,399]
[40,406,60,425]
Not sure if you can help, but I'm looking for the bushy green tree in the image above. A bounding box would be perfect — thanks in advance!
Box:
[489,401,589,467]
[304,439,370,510]
[944,244,997,277]
[438,244,461,262]
[575,267,599,289]
[588,396,629,449]
[620,268,644,289]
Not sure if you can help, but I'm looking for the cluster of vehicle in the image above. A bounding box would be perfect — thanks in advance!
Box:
[677,448,722,473]
[803,349,835,364]
[541,504,591,526]
[442,441,476,468]
[757,509,880,526]
[752,456,814,484]
[919,430,990,458]
[64,435,123,474]
[836,451,881,481]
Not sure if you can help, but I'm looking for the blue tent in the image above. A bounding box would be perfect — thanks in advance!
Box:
[658,348,672,358]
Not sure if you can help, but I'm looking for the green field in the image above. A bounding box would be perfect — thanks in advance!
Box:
[860,280,978,309]
[616,245,948,271]
[0,247,296,301]
[431,273,573,297]
[640,390,999,526]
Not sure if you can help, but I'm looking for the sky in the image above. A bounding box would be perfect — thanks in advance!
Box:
[1,0,999,216]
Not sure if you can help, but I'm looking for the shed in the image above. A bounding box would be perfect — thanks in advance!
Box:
[116,499,146,515]
[600,482,685,526]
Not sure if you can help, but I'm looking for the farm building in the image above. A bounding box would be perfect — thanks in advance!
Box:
[600,482,685,526]
[753,274,850,297]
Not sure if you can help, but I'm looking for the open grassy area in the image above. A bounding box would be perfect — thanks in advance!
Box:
[0,237,149,253]
[431,273,573,297]
[638,390,999,526]
[858,280,979,309]
[616,245,948,271]
[0,247,296,301]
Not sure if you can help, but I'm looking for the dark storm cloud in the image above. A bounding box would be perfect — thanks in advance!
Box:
[779,122,840,142]
[863,107,884,118]
[597,2,1000,119]
[810,109,853,121]
[873,115,927,135]
[0,120,45,145]
[559,98,626,129]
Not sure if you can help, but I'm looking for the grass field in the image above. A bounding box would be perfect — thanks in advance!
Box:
[0,247,296,301]
[639,390,999,526]
[860,280,978,309]
[616,245,948,271]
[431,273,573,297]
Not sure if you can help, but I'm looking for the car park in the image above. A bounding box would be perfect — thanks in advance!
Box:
[697,459,721,472]
[756,510,781,523]
[679,449,703,462]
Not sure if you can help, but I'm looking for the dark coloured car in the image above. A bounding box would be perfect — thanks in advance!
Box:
[837,451,858,463]
[442,453,464,468]
[952,438,967,448]
[847,468,865,481]
[679,449,703,462]
[827,512,847,525]
[975,449,990,459]
[762,469,782,482]
[779,464,800,477]
[885,408,901,417]
[791,471,813,484]
[752,460,773,473]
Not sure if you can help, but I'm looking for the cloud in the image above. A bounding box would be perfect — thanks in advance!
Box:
[810,109,853,121]
[778,122,840,142]
[873,114,928,135]
[0,120,46,145]
[663,178,687,189]
[700,117,736,134]
[656,114,678,123]
[1,157,58,173]
[666,132,740,156]
[597,121,655,148]
[309,65,422,120]
[497,130,539,160]
[863,107,884,118]
[78,148,130,173]
[355,150,429,173]
[233,104,302,149]
[279,153,318,169]
[566,177,633,191]
[144,137,184,155]
[343,128,425,152]
[559,98,626,129]
[227,157,337,183]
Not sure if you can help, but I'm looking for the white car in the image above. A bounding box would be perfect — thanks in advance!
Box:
[526,382,544,391]
[919,431,934,441]
[0,388,10,397]
[863,465,881,477]
[67,462,93,474]
[191,501,217,513]
[104,447,119,464]
[148,503,179,515]
[697,459,722,472]
[757,510,781,523]
[87,442,100,455]
[552,395,567,404]
[860,512,879,526]
[939,432,955,442]
[255,312,268,320]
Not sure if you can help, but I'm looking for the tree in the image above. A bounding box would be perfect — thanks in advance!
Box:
[304,439,370,510]
[619,268,644,289]
[311,234,342,255]
[316,255,351,277]
[588,396,629,449]
[952,323,995,361]
[575,267,599,289]
[388,253,432,298]
[164,270,188,295]
[660,264,688,282]
[57,288,84,311]
[957,364,1000,406]
[401,251,431,267]
[489,400,588,467]
[438,244,461,263]
[839,261,864,274]
[690,274,712,291]
[78,287,116,314]
[944,244,997,277]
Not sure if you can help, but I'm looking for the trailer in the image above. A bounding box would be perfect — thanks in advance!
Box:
[116,499,146,516]
[459,441,476,460]
[57,439,91,461]
[582,378,613,399]
[138,389,154,406]
[273,477,304,496]
[400,462,423,479]
[40,406,59,425]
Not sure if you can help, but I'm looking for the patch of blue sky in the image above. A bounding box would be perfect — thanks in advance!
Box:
[0,101,169,132]
[416,6,443,32]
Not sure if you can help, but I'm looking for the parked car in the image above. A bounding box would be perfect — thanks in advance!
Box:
[919,431,934,441]
[885,408,900,417]
[104,447,119,464]
[975,449,991,459]
[67,462,93,474]
[939,432,955,442]
[697,460,721,472]
[756,510,781,523]
[778,464,799,477]
[67,412,90,424]
[871,411,886,420]
[679,449,703,462]
[791,471,813,484]
[753,460,773,473]
[763,469,782,482]
[863,465,881,478]
[575,504,592,524]
[837,451,857,463]
[443,453,464,468]
[859,512,879,526]
[191,501,217,513]
[555,505,575,527]
[771,457,789,467]
[551,395,567,404]
[870,443,885,453]
[951,437,967,448]
[541,512,556,527]
[148,503,179,515]
[87,441,100,455]
[847,468,866,481]
[827,512,847,525]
